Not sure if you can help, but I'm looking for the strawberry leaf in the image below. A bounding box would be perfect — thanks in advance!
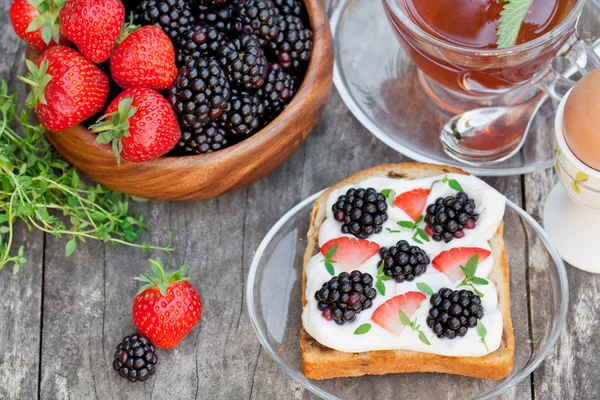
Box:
[471,277,489,285]
[448,179,464,192]
[324,261,335,276]
[375,279,386,296]
[397,221,415,229]
[463,254,479,278]
[324,244,338,260]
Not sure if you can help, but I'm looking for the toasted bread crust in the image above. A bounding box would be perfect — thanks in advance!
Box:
[300,163,514,380]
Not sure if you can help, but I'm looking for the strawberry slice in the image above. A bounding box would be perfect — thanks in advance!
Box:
[320,237,380,271]
[394,188,430,221]
[372,292,426,335]
[432,247,492,282]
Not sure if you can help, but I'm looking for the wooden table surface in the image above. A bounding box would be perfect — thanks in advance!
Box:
[1,0,599,399]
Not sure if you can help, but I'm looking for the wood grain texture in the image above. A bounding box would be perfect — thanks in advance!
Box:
[2,0,590,398]
[0,3,44,399]
[41,0,334,201]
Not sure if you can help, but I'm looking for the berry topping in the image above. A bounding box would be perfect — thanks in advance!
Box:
[393,188,430,222]
[320,237,380,272]
[432,247,491,283]
[426,288,484,339]
[113,334,158,382]
[168,56,231,127]
[133,0,197,41]
[379,240,430,283]
[371,292,426,335]
[424,192,479,243]
[331,188,389,239]
[315,271,377,325]
[218,34,268,89]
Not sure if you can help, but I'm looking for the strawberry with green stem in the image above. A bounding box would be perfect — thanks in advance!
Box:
[110,24,178,91]
[9,0,67,53]
[132,258,203,349]
[91,87,181,163]
[19,45,110,132]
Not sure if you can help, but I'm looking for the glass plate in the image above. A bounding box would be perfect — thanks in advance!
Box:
[330,0,600,176]
[247,191,568,400]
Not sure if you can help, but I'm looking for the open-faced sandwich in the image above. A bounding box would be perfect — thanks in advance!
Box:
[301,163,514,380]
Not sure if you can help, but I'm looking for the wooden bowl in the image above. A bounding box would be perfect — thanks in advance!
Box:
[37,0,333,201]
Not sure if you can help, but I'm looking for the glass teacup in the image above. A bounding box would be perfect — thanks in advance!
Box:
[382,0,596,114]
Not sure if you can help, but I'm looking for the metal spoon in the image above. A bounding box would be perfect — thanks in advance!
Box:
[439,39,600,166]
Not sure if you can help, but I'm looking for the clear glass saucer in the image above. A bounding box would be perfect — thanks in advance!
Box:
[247,191,568,400]
[330,0,600,176]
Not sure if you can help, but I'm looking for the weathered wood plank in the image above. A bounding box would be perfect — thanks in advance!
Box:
[526,169,600,400]
[0,2,44,399]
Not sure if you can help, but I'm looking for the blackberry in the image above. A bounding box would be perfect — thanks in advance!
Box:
[199,0,231,5]
[272,0,303,17]
[133,0,197,41]
[315,271,377,325]
[331,188,388,239]
[220,90,265,136]
[170,122,232,155]
[235,0,279,40]
[113,334,157,382]
[424,192,479,243]
[168,56,231,128]
[426,288,484,339]
[256,66,296,114]
[175,25,225,66]
[218,35,268,89]
[379,240,430,283]
[197,4,236,34]
[269,15,312,71]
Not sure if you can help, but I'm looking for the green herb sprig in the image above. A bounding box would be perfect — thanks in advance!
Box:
[477,320,489,352]
[354,323,371,335]
[381,189,396,207]
[321,244,338,276]
[457,254,489,297]
[430,175,464,192]
[375,261,392,295]
[399,309,431,345]
[0,79,174,274]
[397,215,430,245]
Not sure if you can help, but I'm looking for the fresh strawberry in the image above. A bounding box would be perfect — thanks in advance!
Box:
[91,87,181,163]
[393,188,430,221]
[60,0,125,63]
[320,237,380,271]
[19,45,109,132]
[110,25,178,91]
[9,0,67,53]
[371,292,426,335]
[432,247,492,282]
[132,258,202,349]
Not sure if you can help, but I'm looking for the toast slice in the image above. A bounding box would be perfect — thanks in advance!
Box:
[300,163,514,380]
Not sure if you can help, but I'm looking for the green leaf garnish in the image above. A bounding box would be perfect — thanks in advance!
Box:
[416,282,434,296]
[457,254,489,297]
[321,244,338,276]
[497,0,534,48]
[430,175,464,192]
[375,261,388,296]
[399,309,431,346]
[381,189,396,206]
[477,320,490,352]
[398,215,430,245]
[386,227,401,233]
[354,323,372,335]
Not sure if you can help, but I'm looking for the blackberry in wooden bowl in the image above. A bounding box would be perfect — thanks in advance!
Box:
[27,0,333,201]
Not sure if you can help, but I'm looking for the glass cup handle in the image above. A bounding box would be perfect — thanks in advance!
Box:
[532,36,600,102]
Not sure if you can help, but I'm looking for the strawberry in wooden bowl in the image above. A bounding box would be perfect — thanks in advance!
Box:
[11,0,333,200]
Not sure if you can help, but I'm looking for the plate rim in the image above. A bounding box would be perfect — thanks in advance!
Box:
[329,0,557,177]
[247,189,569,399]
